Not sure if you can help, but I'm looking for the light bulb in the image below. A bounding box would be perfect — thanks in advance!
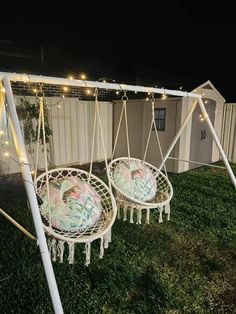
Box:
[68,75,74,80]
[33,88,38,93]
[80,73,86,80]
[58,105,61,109]
[116,91,119,95]
[4,151,9,157]
[162,94,167,100]
[135,91,138,94]
[31,170,35,175]
[0,130,4,135]
[4,141,9,145]
[62,95,65,98]
[145,97,149,101]
[1,87,6,93]
[63,86,68,92]
[86,89,91,95]
[103,80,106,83]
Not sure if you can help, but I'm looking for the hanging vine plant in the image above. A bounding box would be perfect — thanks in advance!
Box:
[18,97,53,145]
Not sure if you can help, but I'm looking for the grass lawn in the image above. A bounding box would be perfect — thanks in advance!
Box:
[0,163,236,313]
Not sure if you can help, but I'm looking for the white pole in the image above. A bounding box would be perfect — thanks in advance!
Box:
[0,71,198,98]
[2,77,64,314]
[159,99,198,170]
[198,97,236,189]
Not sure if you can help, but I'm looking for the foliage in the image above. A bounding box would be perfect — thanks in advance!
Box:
[18,97,53,145]
[0,163,236,313]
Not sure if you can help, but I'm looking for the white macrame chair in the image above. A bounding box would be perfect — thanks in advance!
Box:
[108,93,173,224]
[34,90,117,266]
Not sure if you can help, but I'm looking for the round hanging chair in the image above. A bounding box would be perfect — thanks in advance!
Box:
[108,93,173,224]
[35,167,117,243]
[33,92,117,265]
[108,157,173,224]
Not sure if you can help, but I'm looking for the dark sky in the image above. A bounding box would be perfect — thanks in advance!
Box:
[1,2,236,101]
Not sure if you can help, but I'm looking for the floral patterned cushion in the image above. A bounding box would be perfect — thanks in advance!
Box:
[40,177,102,232]
[113,160,157,202]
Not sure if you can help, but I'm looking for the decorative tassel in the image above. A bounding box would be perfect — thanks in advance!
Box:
[107,227,112,243]
[104,230,110,249]
[123,206,127,221]
[146,208,150,224]
[99,237,104,259]
[129,207,134,223]
[165,202,170,220]
[57,240,65,263]
[85,242,91,266]
[136,208,142,224]
[117,203,120,219]
[159,206,163,223]
[68,242,75,264]
[51,239,57,262]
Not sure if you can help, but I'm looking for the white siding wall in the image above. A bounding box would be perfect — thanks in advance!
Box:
[221,104,236,163]
[0,96,113,174]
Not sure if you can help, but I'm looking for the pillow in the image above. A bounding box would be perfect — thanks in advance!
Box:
[113,160,157,202]
[40,177,102,232]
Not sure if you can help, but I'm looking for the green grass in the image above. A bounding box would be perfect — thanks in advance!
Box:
[0,164,236,313]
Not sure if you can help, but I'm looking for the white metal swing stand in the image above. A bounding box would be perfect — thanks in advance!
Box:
[1,71,236,314]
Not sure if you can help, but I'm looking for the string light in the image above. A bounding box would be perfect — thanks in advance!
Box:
[86,89,92,95]
[3,151,9,157]
[62,95,65,98]
[135,91,138,94]
[31,170,35,175]
[58,105,61,109]
[80,73,86,80]
[63,86,68,92]
[103,79,106,83]
[116,91,120,95]
[4,141,9,145]
[33,88,38,93]
[145,97,149,101]
[162,93,167,100]
[1,87,6,93]
[68,75,74,80]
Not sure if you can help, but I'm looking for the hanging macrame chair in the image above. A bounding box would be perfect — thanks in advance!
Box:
[108,93,173,224]
[34,90,117,266]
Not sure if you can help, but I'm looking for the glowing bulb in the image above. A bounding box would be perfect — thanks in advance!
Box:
[148,91,151,95]
[80,73,86,80]
[1,87,6,93]
[62,95,65,98]
[33,88,38,93]
[58,105,61,109]
[103,79,106,83]
[0,130,4,135]
[145,97,149,101]
[162,94,167,100]
[63,86,68,92]
[200,117,204,122]
[4,141,9,145]
[68,75,74,80]
[4,152,9,157]
[23,74,29,83]
[204,99,208,104]
[86,89,91,95]
[31,170,35,175]
[116,91,120,95]
[135,91,138,94]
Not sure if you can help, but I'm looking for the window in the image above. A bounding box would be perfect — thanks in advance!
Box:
[153,108,166,131]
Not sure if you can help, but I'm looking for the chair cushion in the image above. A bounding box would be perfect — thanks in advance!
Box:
[113,159,157,202]
[40,177,102,232]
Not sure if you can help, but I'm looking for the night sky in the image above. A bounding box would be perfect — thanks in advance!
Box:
[1,2,236,101]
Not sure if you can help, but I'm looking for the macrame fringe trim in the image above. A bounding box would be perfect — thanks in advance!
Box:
[47,227,113,265]
[115,201,171,224]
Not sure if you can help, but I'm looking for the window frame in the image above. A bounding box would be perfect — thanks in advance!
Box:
[153,108,166,132]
